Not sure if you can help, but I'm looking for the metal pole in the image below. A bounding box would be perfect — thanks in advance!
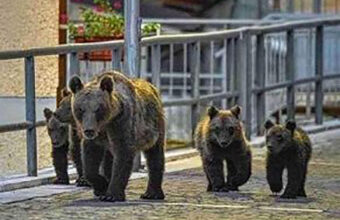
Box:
[190,42,201,138]
[313,0,322,13]
[124,0,141,77]
[255,34,266,135]
[125,0,142,171]
[25,56,37,176]
[315,25,324,124]
[286,29,295,121]
[287,0,295,13]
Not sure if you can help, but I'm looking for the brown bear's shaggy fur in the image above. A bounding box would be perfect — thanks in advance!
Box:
[44,90,89,186]
[69,71,165,202]
[264,120,312,199]
[195,105,252,192]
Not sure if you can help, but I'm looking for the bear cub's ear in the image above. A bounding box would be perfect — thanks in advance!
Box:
[43,108,53,121]
[230,105,241,119]
[285,120,296,133]
[207,106,219,119]
[100,76,114,93]
[61,88,71,98]
[69,76,83,94]
[264,119,274,130]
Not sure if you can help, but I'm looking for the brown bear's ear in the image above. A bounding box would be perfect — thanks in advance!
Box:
[61,88,71,98]
[230,105,241,119]
[264,119,274,130]
[285,120,296,133]
[69,76,83,94]
[100,76,114,93]
[207,106,219,119]
[43,108,53,121]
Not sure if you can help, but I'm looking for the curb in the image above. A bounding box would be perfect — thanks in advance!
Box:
[1,120,340,193]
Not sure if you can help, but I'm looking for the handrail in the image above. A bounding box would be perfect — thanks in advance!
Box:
[142,18,281,25]
[0,17,339,60]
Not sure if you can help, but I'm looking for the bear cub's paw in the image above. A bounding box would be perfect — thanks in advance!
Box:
[75,176,91,187]
[53,178,69,185]
[140,189,165,200]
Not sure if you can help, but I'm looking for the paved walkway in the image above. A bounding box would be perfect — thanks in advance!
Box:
[1,129,340,219]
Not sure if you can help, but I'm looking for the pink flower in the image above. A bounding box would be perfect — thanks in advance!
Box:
[113,1,122,10]
[77,26,85,35]
[93,5,104,12]
[59,14,68,24]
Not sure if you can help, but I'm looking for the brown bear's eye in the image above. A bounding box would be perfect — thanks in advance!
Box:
[228,127,234,135]
[276,134,283,141]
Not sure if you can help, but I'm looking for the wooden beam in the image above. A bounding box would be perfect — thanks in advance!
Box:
[57,0,67,107]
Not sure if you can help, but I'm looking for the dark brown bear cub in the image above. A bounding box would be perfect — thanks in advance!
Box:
[264,120,312,199]
[43,89,89,187]
[195,105,252,192]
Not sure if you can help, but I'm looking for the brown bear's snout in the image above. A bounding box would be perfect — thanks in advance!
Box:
[84,129,96,140]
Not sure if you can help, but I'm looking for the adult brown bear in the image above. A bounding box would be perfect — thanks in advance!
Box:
[69,71,165,202]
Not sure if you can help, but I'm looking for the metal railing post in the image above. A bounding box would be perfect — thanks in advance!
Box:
[286,29,295,121]
[315,25,324,124]
[237,31,252,139]
[245,33,252,140]
[255,33,266,135]
[70,52,79,77]
[124,0,141,78]
[111,47,121,71]
[25,56,37,176]
[190,42,201,138]
[313,0,322,13]
[151,44,161,88]
[226,38,235,107]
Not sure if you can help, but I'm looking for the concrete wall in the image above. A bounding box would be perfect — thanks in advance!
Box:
[0,0,59,97]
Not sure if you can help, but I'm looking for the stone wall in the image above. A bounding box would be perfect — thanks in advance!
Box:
[0,0,59,97]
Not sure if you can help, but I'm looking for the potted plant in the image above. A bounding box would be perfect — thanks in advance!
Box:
[68,0,160,61]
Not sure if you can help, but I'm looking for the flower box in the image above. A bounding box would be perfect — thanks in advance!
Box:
[74,35,124,61]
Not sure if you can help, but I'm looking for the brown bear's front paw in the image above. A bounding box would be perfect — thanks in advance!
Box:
[226,185,239,191]
[280,193,297,199]
[75,177,91,187]
[206,184,212,192]
[94,190,106,197]
[297,190,307,197]
[212,186,229,193]
[140,189,165,200]
[99,195,125,202]
[53,178,69,185]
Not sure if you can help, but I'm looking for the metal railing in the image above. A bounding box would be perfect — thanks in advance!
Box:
[0,17,339,176]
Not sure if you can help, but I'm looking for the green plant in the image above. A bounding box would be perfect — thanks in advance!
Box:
[68,0,160,39]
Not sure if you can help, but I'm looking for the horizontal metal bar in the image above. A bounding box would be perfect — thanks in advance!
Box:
[142,18,280,25]
[143,72,224,79]
[163,92,238,107]
[253,77,319,93]
[322,73,340,80]
[0,40,124,60]
[248,17,340,35]
[0,120,45,133]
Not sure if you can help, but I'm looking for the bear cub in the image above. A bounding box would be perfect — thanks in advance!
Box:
[195,105,252,192]
[264,120,312,199]
[43,89,89,186]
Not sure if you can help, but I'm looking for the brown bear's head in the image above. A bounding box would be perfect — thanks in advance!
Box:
[69,75,119,140]
[207,105,243,149]
[44,108,69,148]
[264,119,296,155]
[54,88,73,123]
